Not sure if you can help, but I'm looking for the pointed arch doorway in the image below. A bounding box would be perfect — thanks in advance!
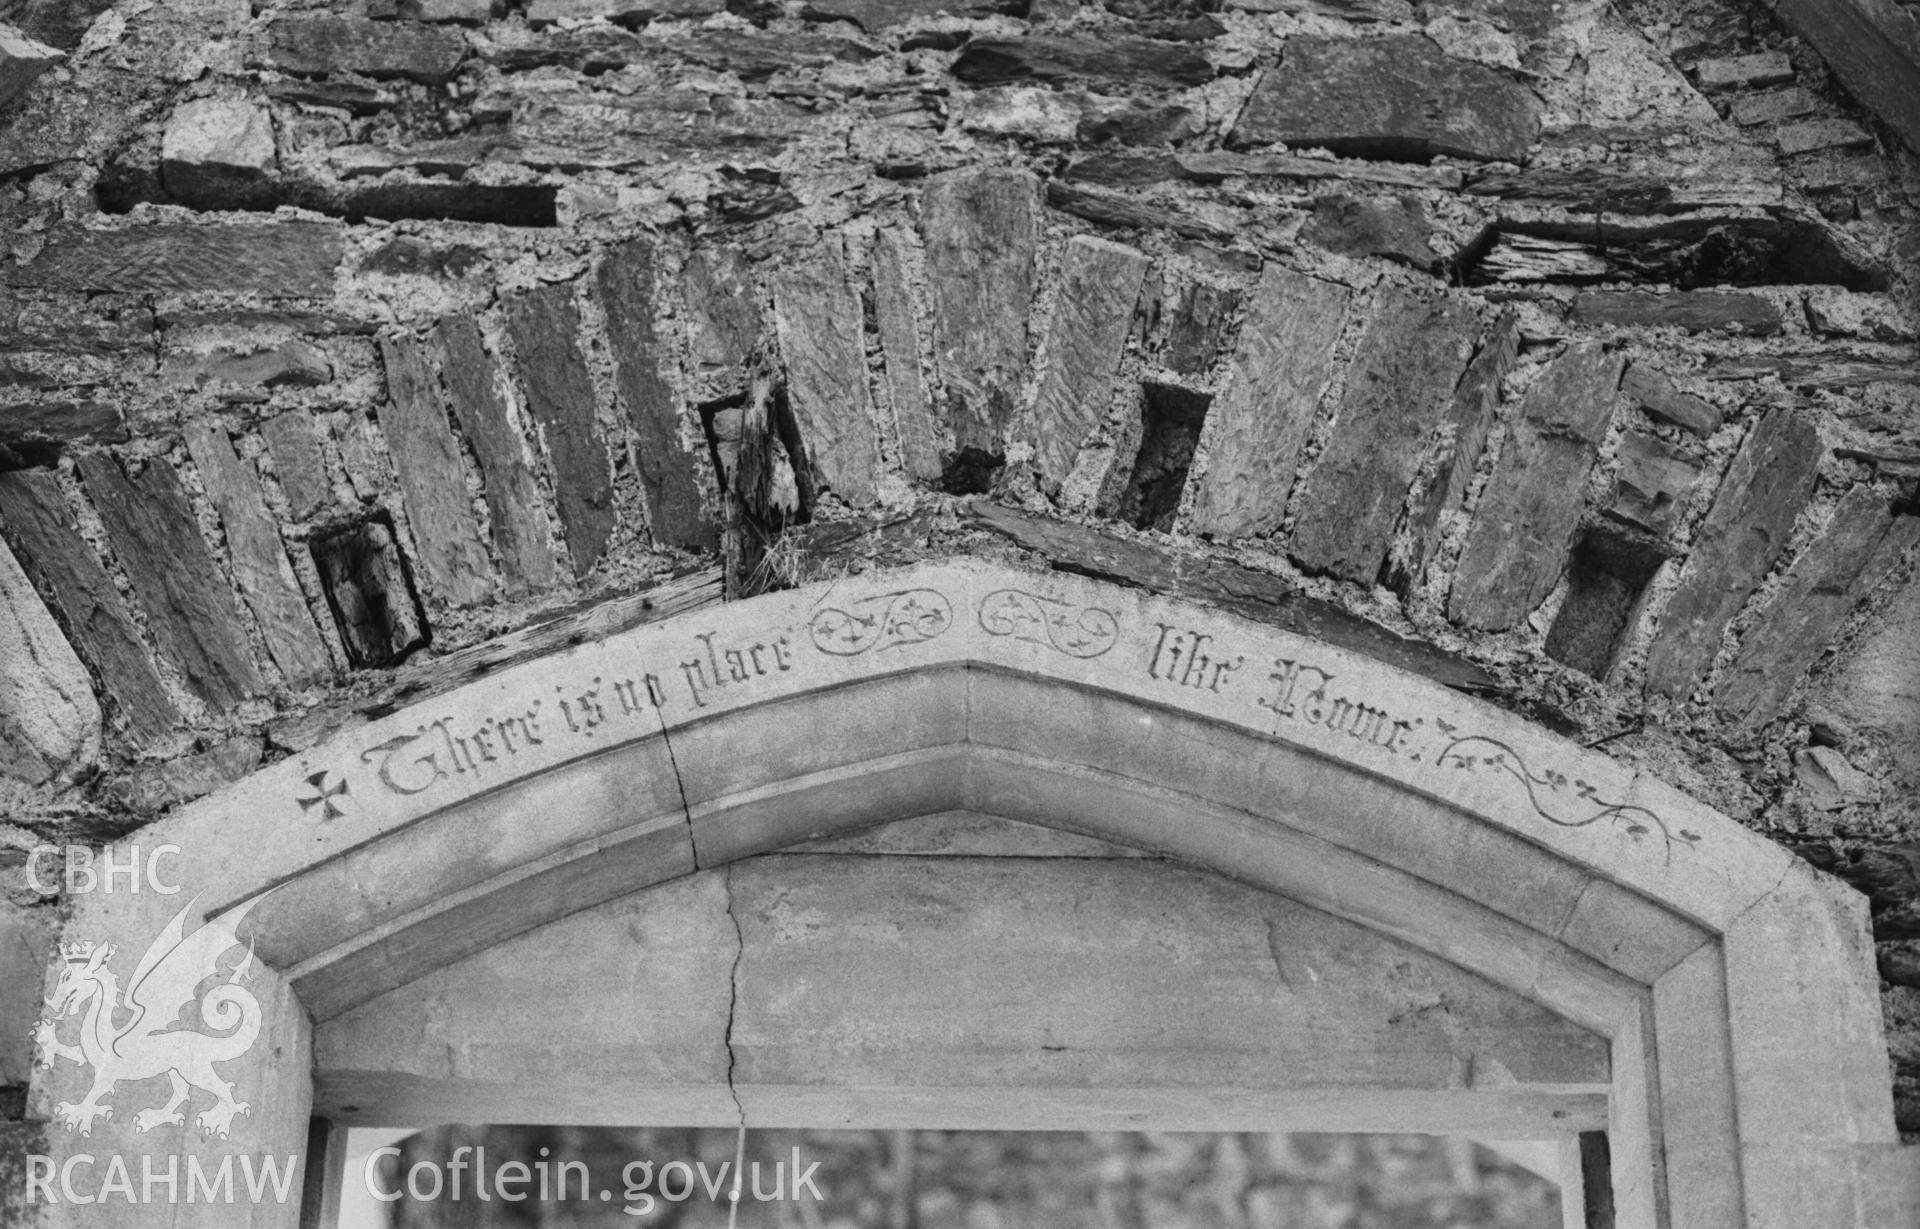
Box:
[19,561,1905,1229]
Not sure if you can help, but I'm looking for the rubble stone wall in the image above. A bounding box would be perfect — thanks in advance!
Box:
[2,0,1920,1136]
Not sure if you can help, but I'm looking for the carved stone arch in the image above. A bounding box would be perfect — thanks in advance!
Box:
[22,561,1906,1228]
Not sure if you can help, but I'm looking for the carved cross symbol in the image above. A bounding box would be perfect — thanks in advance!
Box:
[297,770,351,820]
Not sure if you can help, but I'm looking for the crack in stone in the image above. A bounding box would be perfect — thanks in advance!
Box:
[721,861,748,1132]
[649,709,745,1127]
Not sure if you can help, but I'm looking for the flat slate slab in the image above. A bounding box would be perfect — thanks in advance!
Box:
[377,333,495,608]
[1642,408,1820,699]
[1185,264,1351,540]
[1231,35,1541,164]
[0,470,181,745]
[1289,285,1476,584]
[951,35,1216,90]
[804,0,1010,27]
[183,422,333,687]
[1571,291,1782,336]
[920,167,1038,464]
[1716,489,1920,728]
[77,453,264,711]
[262,412,333,520]
[0,535,97,785]
[430,316,563,588]
[1023,235,1150,492]
[505,283,616,580]
[679,246,760,376]
[0,400,126,448]
[525,0,722,24]
[1608,430,1702,537]
[262,16,469,84]
[1449,343,1624,631]
[594,242,715,551]
[1391,307,1518,594]
[2,223,342,297]
[771,240,882,507]
[871,228,943,485]
[1621,363,1721,437]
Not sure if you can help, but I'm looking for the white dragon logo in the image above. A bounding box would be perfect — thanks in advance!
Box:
[30,894,264,1139]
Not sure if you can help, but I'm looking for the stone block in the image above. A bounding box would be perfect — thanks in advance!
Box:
[265,78,394,113]
[0,535,97,784]
[0,905,53,1085]
[77,453,265,711]
[955,85,1082,142]
[505,283,615,580]
[1162,279,1237,376]
[1391,308,1517,595]
[1608,429,1702,536]
[165,340,331,390]
[106,734,263,814]
[524,0,721,24]
[183,423,332,687]
[805,0,1009,26]
[0,399,125,449]
[952,35,1215,90]
[1695,51,1795,90]
[771,240,883,507]
[1078,98,1202,146]
[1449,342,1623,631]
[262,412,332,521]
[159,97,276,199]
[1044,181,1236,244]
[397,0,498,20]
[1643,408,1819,699]
[1571,291,1782,335]
[679,246,760,377]
[309,515,428,668]
[1299,194,1439,270]
[0,470,180,746]
[0,23,62,110]
[1716,490,1920,728]
[376,333,494,607]
[503,88,811,169]
[595,245,710,553]
[429,317,562,589]
[1179,150,1465,191]
[1620,363,1721,436]
[1805,290,1916,342]
[1185,264,1351,540]
[262,16,468,85]
[1794,745,1880,812]
[1290,285,1475,584]
[1,223,341,297]
[1023,235,1150,492]
[920,167,1038,474]
[1730,88,1819,127]
[1820,570,1920,787]
[1230,35,1541,164]
[1777,118,1875,156]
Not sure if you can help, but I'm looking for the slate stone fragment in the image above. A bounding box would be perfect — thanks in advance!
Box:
[1231,35,1541,164]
